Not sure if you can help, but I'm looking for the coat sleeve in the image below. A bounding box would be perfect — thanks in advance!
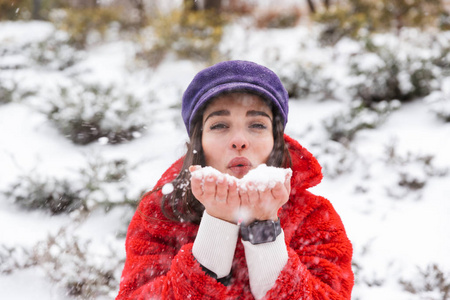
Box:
[264,193,354,300]
[116,194,233,300]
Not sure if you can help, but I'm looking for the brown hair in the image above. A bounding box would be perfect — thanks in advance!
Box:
[160,100,292,224]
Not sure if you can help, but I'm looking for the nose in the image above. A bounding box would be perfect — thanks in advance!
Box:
[230,131,248,150]
[232,143,246,149]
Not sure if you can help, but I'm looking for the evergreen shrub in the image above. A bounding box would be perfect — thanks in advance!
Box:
[4,157,139,215]
[384,144,448,199]
[425,76,450,123]
[44,81,152,145]
[0,78,36,104]
[312,141,357,179]
[0,229,123,298]
[28,30,82,70]
[324,100,401,144]
[0,81,15,104]
[426,91,450,123]
[36,230,122,298]
[400,264,450,299]
[269,59,333,99]
[348,32,444,106]
[5,175,86,214]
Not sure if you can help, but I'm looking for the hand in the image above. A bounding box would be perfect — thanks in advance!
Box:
[238,174,291,224]
[190,166,241,224]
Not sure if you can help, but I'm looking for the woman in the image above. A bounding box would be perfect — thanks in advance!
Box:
[116,60,354,299]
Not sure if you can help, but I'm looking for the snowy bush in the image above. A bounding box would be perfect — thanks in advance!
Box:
[3,157,140,215]
[268,58,333,99]
[425,77,450,122]
[4,175,86,214]
[349,33,442,105]
[0,80,15,104]
[400,264,450,300]
[43,81,153,145]
[27,30,83,70]
[426,93,450,122]
[0,22,82,71]
[384,145,448,200]
[324,100,400,144]
[0,228,123,299]
[78,156,141,211]
[312,141,357,179]
[36,229,122,298]
[0,245,34,274]
[432,34,450,74]
[0,78,36,104]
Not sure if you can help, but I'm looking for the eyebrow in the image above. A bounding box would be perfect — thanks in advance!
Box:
[204,110,230,124]
[246,110,273,121]
[204,109,272,124]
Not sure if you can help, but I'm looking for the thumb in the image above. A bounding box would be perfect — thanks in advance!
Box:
[189,165,202,173]
[285,172,292,192]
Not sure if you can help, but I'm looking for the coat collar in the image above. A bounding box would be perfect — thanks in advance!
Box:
[284,134,323,191]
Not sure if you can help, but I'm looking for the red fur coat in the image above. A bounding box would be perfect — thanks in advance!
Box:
[116,135,354,299]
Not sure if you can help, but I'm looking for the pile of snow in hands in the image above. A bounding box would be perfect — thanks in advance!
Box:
[191,164,292,191]
[161,164,292,196]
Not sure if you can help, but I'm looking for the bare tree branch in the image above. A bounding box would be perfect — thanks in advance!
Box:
[307,0,316,14]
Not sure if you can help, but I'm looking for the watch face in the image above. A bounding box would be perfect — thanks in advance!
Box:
[249,221,276,244]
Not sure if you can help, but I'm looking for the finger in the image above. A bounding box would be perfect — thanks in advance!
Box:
[191,175,204,199]
[202,175,217,199]
[246,182,259,206]
[215,175,228,203]
[227,180,240,205]
[285,173,292,193]
[271,182,290,210]
[271,181,287,202]
[189,165,202,173]
[239,187,250,206]
[260,187,273,204]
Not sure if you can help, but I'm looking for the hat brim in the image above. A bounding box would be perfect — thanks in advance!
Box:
[188,82,286,133]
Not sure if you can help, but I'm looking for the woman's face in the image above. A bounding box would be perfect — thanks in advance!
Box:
[201,93,274,179]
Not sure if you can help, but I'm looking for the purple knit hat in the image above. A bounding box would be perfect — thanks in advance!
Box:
[182,60,289,134]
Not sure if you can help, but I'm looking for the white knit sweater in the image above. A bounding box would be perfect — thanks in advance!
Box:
[192,211,288,299]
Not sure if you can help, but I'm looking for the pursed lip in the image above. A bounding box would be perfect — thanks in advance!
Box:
[227,157,252,178]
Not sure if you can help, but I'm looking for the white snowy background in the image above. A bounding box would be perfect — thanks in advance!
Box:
[1,4,450,300]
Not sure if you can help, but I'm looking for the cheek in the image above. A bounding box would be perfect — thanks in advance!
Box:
[201,134,218,165]
[256,136,274,162]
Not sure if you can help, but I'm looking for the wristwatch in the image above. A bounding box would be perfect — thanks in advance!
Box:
[240,219,282,245]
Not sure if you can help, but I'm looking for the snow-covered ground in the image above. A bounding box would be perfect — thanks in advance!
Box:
[1,19,449,299]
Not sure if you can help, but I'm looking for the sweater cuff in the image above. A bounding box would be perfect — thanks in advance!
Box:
[243,230,288,300]
[192,211,239,278]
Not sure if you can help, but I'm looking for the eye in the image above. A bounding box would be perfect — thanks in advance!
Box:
[250,123,268,130]
[210,123,228,130]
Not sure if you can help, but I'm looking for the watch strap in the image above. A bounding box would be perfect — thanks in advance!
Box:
[200,263,232,286]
